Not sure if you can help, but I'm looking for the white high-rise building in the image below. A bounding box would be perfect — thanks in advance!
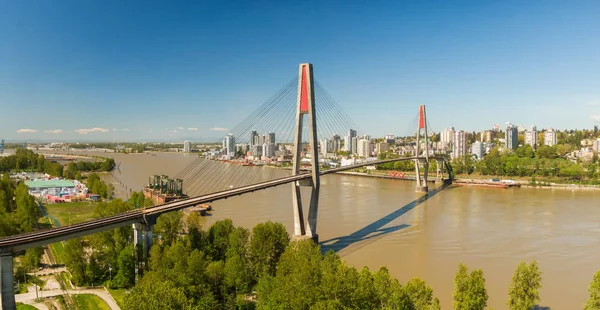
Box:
[544,129,557,146]
[441,127,455,145]
[224,134,235,157]
[262,143,275,158]
[351,136,358,154]
[524,125,537,148]
[471,141,485,160]
[320,138,332,156]
[593,139,600,153]
[357,139,371,158]
[266,132,276,144]
[452,130,468,159]
[250,131,258,147]
[331,135,342,152]
[183,140,191,153]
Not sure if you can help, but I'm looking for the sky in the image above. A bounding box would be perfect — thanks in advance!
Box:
[1,0,600,142]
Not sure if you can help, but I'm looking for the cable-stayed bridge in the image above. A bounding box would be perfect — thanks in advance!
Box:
[0,63,452,309]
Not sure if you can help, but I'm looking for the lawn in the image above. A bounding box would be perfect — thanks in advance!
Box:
[44,201,99,226]
[16,303,37,310]
[49,242,67,265]
[73,294,111,310]
[108,288,128,308]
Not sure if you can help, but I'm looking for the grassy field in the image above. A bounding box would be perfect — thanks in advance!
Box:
[16,303,37,310]
[44,201,99,226]
[49,241,67,265]
[108,288,128,308]
[73,294,111,310]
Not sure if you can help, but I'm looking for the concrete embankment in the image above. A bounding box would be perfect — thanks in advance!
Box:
[334,171,443,183]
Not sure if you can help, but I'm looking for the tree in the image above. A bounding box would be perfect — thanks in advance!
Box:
[154,211,182,246]
[64,238,87,286]
[453,263,488,310]
[249,221,290,279]
[15,182,38,232]
[112,245,136,288]
[22,247,44,271]
[403,278,434,309]
[507,261,542,310]
[206,219,234,261]
[585,269,600,310]
[123,272,191,310]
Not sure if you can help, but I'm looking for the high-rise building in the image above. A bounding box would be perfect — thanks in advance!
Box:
[331,135,342,152]
[351,136,358,154]
[544,129,557,146]
[250,131,258,147]
[262,143,275,158]
[357,139,371,158]
[320,138,331,156]
[0,139,4,154]
[471,141,485,160]
[505,123,518,150]
[266,132,275,144]
[452,130,468,159]
[224,134,235,157]
[441,127,455,145]
[493,124,501,132]
[518,124,526,132]
[524,125,537,148]
[344,129,357,152]
[183,140,192,153]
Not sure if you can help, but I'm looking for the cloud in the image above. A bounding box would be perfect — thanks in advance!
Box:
[16,128,37,133]
[44,129,63,134]
[209,127,228,131]
[591,115,600,123]
[112,128,118,131]
[176,126,184,130]
[122,128,130,131]
[75,127,109,134]
[188,127,198,131]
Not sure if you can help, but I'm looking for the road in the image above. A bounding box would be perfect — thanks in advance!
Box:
[16,285,120,310]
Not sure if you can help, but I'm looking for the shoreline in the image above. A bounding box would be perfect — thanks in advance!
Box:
[333,171,600,191]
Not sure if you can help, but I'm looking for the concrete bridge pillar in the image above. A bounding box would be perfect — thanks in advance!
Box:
[291,63,320,243]
[436,159,445,181]
[0,252,15,310]
[133,215,156,280]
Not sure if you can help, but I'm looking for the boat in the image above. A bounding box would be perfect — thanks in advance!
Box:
[454,179,520,188]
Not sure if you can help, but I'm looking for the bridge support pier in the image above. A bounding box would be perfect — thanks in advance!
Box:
[133,216,156,280]
[0,252,15,310]
[414,105,430,193]
[291,63,320,243]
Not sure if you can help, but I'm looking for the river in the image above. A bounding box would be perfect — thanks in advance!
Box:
[52,151,600,308]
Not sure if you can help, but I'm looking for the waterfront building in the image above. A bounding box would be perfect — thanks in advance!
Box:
[320,138,332,156]
[183,140,192,153]
[351,136,358,155]
[357,139,371,158]
[250,131,258,147]
[266,132,275,144]
[544,129,557,146]
[452,130,468,159]
[262,143,275,158]
[331,135,342,152]
[471,141,485,160]
[525,125,537,148]
[505,123,518,150]
[0,139,4,154]
[441,127,455,145]
[344,129,357,152]
[224,134,235,157]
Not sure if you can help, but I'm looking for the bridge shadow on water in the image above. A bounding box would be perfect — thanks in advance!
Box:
[319,183,452,254]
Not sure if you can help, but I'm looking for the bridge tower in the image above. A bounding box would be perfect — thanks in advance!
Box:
[415,105,430,193]
[291,63,321,243]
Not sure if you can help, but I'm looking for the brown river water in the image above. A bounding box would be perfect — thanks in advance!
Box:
[53,151,600,309]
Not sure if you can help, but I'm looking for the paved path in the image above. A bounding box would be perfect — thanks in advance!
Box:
[16,286,121,310]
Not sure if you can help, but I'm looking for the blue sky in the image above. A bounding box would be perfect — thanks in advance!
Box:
[1,0,599,141]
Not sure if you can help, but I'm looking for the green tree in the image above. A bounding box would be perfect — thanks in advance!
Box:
[64,239,87,286]
[507,261,542,310]
[403,278,434,310]
[22,247,44,271]
[112,245,136,288]
[585,269,600,310]
[154,211,182,246]
[453,263,488,310]
[206,219,234,261]
[249,221,290,279]
[123,272,191,310]
[15,182,38,232]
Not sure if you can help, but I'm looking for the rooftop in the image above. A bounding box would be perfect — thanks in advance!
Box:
[25,179,76,189]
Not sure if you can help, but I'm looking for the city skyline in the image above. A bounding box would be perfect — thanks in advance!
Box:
[2,1,600,141]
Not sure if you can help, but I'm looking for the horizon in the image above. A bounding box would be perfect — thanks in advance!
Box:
[2,1,600,141]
